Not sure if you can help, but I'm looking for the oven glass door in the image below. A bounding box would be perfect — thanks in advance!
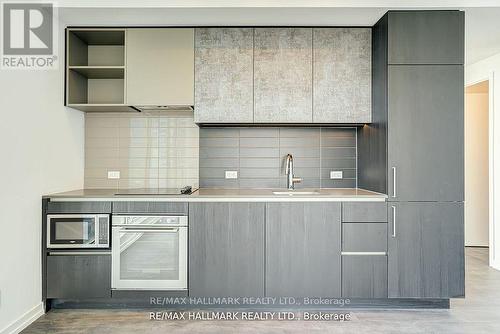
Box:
[48,215,97,247]
[112,227,187,290]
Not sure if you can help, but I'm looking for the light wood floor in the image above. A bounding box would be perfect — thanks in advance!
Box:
[22,247,500,333]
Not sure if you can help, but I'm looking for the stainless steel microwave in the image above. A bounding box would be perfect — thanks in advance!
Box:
[47,214,110,249]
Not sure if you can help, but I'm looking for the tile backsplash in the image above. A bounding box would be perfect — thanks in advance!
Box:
[85,115,356,190]
[199,127,357,189]
[85,111,199,189]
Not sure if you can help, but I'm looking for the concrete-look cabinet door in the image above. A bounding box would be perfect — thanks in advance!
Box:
[313,28,372,123]
[189,203,265,297]
[265,202,341,297]
[387,202,465,298]
[254,28,313,123]
[126,28,194,106]
[194,28,254,123]
[388,11,464,65]
[387,65,464,202]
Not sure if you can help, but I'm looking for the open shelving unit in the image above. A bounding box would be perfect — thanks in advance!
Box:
[65,28,136,112]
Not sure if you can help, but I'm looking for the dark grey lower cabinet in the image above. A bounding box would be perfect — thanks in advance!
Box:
[388,202,465,298]
[189,203,265,297]
[342,223,387,253]
[46,255,111,299]
[342,255,388,298]
[265,203,341,297]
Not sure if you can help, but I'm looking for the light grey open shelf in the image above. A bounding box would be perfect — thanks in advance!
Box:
[66,29,129,111]
[67,70,124,104]
[69,66,124,79]
[66,104,137,112]
[68,29,125,66]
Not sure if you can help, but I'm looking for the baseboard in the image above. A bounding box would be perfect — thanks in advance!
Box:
[0,302,44,334]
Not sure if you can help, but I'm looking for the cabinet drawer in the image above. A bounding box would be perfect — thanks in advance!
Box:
[342,202,387,222]
[46,254,111,299]
[47,201,111,214]
[112,202,188,214]
[342,223,387,252]
[342,255,388,298]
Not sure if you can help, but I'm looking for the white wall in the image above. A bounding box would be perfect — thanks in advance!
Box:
[0,22,85,333]
[465,88,489,246]
[466,52,500,269]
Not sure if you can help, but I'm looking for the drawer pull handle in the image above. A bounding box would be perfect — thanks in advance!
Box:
[392,167,397,198]
[392,205,396,238]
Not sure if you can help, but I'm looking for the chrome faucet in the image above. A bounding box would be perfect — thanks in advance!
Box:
[285,154,302,190]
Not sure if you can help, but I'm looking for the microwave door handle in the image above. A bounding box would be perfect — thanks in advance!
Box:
[94,216,99,245]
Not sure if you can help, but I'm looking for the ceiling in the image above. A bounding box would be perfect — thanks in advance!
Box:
[57,2,500,65]
[464,7,500,64]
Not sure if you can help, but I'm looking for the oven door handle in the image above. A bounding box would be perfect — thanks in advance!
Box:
[116,228,180,233]
[112,224,185,228]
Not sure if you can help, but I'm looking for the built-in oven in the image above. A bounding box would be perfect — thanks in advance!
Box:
[47,214,110,249]
[111,215,188,290]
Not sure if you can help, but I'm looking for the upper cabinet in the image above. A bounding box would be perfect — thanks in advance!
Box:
[66,27,374,122]
[194,27,372,124]
[66,29,136,112]
[194,28,254,123]
[388,11,464,65]
[254,28,313,123]
[66,28,194,112]
[313,28,372,123]
[126,28,194,107]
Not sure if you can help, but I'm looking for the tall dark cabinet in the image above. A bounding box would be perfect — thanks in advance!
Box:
[358,11,465,298]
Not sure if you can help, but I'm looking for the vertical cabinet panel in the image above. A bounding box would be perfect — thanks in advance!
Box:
[195,28,254,123]
[388,11,465,65]
[265,203,341,297]
[126,28,194,106]
[388,65,464,202]
[254,28,313,123]
[189,203,265,297]
[387,202,464,298]
[46,255,111,299]
[313,28,371,123]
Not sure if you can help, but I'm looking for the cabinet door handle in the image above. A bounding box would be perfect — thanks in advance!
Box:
[391,205,396,238]
[392,167,397,198]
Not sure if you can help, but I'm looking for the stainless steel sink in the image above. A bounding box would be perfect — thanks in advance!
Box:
[272,191,320,196]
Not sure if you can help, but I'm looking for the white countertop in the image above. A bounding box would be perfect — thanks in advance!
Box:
[45,188,387,202]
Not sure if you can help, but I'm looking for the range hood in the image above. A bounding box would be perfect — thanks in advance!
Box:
[134,105,194,112]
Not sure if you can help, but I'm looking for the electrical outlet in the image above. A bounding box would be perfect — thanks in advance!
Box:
[330,171,343,179]
[107,171,121,179]
[225,170,238,179]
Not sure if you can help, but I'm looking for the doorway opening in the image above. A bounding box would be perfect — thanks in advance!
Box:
[465,80,490,259]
